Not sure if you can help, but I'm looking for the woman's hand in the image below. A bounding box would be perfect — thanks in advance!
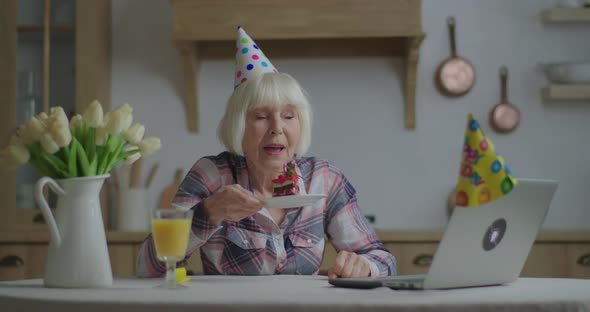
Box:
[203,184,264,225]
[328,251,371,278]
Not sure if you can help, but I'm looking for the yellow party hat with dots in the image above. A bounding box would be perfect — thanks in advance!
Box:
[455,114,517,207]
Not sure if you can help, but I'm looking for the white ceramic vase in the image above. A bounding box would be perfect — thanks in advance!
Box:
[34,174,113,288]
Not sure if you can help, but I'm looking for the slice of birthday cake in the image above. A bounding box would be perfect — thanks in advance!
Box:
[272,161,300,197]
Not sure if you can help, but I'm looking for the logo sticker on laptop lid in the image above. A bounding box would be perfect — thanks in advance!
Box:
[483,218,507,251]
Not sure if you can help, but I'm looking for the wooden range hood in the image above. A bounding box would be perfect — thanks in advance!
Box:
[171,0,425,132]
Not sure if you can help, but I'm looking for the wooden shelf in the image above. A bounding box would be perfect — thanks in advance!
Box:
[541,8,589,101]
[543,84,590,101]
[541,7,590,23]
[171,0,425,132]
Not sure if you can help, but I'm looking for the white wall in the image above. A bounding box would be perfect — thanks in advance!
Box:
[111,0,590,230]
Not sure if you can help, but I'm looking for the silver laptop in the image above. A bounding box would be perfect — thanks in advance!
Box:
[329,178,558,290]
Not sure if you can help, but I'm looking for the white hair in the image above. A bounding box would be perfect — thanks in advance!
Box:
[218,72,312,157]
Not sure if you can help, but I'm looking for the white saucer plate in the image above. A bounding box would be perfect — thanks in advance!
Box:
[262,194,326,209]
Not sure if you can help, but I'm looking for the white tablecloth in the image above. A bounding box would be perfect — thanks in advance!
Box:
[1,276,589,312]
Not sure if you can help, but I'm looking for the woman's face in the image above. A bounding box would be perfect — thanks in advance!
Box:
[242,104,301,174]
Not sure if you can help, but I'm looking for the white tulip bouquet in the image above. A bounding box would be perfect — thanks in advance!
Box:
[0,100,161,178]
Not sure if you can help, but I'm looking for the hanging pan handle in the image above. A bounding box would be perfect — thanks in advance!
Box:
[447,16,457,58]
[500,66,509,103]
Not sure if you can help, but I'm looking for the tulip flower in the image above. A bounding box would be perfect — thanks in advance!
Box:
[37,111,48,120]
[124,123,145,145]
[36,112,49,128]
[16,122,37,146]
[114,103,133,116]
[138,137,161,157]
[124,152,141,165]
[0,100,160,178]
[70,114,83,130]
[122,145,141,165]
[95,126,109,146]
[24,117,45,143]
[0,144,30,168]
[105,108,133,136]
[11,145,31,165]
[50,121,72,148]
[83,100,104,128]
[40,133,60,154]
[49,106,69,129]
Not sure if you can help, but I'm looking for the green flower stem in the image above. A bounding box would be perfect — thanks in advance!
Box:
[89,154,97,176]
[73,137,91,176]
[97,135,116,175]
[79,123,88,146]
[42,152,70,178]
[25,123,136,178]
[29,155,53,177]
[68,139,78,177]
[104,137,125,174]
[97,152,108,175]
[87,128,96,162]
[62,144,70,163]
[70,126,77,142]
[28,144,58,178]
[20,115,155,179]
[120,149,140,160]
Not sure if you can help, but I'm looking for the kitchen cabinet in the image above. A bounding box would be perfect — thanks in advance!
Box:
[389,243,438,275]
[385,230,590,278]
[0,231,145,280]
[183,230,590,278]
[170,0,425,131]
[521,243,568,277]
[566,243,590,278]
[383,230,590,278]
[521,232,590,278]
[3,230,588,280]
[541,7,590,101]
[0,0,112,231]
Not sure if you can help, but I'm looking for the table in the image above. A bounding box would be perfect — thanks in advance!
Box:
[1,276,589,312]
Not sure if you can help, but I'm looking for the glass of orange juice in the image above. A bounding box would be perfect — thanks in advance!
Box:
[151,208,193,289]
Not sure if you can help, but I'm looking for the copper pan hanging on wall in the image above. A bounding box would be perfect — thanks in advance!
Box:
[489,66,520,133]
[435,17,476,97]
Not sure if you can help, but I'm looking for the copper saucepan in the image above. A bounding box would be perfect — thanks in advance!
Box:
[490,66,520,133]
[435,17,476,97]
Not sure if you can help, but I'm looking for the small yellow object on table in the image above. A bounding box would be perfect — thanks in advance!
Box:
[175,267,190,284]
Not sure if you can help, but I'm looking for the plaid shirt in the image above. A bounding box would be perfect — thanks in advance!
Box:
[137,152,396,277]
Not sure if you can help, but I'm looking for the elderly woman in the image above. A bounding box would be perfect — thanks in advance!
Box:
[137,28,395,279]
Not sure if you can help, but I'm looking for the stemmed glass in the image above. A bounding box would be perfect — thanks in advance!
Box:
[151,208,193,289]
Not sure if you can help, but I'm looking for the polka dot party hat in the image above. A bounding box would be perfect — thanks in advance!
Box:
[455,114,517,207]
[234,26,278,88]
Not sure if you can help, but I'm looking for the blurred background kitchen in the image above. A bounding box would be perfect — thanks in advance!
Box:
[1,0,589,279]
